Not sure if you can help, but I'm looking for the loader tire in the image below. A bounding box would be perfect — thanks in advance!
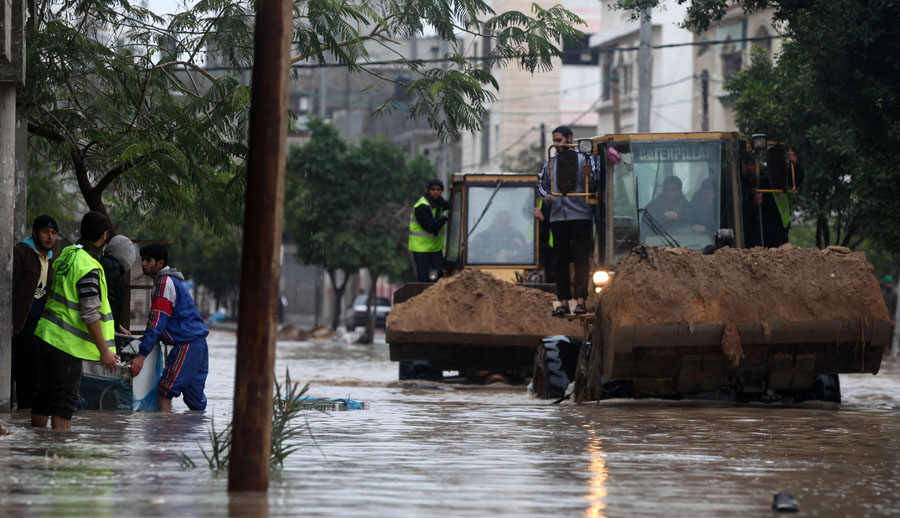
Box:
[398,360,442,381]
[793,374,841,404]
[532,336,580,399]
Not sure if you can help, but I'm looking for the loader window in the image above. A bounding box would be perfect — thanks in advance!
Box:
[611,140,722,259]
[465,185,537,266]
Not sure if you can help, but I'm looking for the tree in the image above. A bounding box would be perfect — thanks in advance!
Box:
[346,142,436,338]
[501,143,544,173]
[284,119,435,330]
[613,0,900,252]
[25,0,586,227]
[726,45,864,249]
[25,0,248,228]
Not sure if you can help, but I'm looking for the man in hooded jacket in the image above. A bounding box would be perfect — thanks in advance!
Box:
[100,234,136,334]
[127,243,209,411]
[12,215,58,409]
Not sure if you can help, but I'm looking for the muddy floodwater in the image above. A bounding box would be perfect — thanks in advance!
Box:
[2,330,900,517]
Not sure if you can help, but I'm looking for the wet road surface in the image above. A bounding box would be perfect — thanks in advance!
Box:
[2,330,900,517]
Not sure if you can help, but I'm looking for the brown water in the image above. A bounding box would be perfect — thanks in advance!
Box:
[2,330,900,517]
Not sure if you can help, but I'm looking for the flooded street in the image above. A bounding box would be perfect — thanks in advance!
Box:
[3,330,900,517]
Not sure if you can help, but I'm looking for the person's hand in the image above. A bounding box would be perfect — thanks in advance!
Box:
[787,150,797,165]
[99,348,117,373]
[117,324,132,336]
[754,192,763,205]
[533,208,544,221]
[546,195,555,203]
[664,211,678,220]
[128,355,146,378]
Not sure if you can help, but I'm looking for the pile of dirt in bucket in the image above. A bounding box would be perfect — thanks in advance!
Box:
[387,269,583,339]
[601,245,890,328]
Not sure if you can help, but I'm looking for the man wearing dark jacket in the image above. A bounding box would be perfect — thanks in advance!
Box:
[12,215,58,409]
[99,234,136,333]
[409,179,450,282]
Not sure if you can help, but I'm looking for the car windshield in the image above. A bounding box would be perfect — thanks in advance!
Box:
[465,185,537,265]
[353,295,390,307]
[610,140,723,262]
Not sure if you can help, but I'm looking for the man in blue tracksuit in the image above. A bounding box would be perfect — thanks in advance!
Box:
[127,243,209,411]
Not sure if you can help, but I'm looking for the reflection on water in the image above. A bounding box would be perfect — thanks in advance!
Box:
[584,432,608,518]
[2,330,900,517]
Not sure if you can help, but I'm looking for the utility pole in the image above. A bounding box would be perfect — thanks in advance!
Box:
[540,122,545,152]
[228,0,292,493]
[611,73,622,133]
[637,7,652,133]
[701,69,709,132]
[1,0,26,412]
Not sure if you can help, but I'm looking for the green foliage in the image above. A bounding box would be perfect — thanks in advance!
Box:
[613,0,900,253]
[194,370,312,471]
[726,35,900,251]
[25,1,248,229]
[284,119,435,328]
[109,207,242,306]
[25,158,82,239]
[27,0,584,232]
[500,143,544,173]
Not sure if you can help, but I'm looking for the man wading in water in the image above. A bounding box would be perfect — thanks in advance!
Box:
[128,244,209,411]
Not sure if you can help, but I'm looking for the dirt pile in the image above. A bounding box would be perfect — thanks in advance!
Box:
[387,269,583,339]
[277,324,336,341]
[601,245,890,328]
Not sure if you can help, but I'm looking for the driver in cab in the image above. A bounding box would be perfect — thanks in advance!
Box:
[645,176,689,226]
[469,210,528,263]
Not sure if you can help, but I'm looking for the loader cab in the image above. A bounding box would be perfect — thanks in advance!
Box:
[444,172,542,282]
[597,133,744,266]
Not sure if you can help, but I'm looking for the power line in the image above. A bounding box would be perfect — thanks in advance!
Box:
[196,34,787,72]
[460,126,537,170]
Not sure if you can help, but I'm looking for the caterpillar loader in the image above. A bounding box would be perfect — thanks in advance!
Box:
[531,132,891,404]
[387,172,576,383]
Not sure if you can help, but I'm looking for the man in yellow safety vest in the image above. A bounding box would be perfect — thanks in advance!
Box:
[409,179,449,282]
[32,211,117,431]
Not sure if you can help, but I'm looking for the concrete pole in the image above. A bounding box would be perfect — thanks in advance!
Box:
[700,69,709,132]
[14,118,26,238]
[0,84,15,411]
[228,0,292,493]
[637,8,652,133]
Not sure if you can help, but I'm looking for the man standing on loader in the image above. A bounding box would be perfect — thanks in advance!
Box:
[537,126,596,316]
[409,179,449,282]
[741,148,801,248]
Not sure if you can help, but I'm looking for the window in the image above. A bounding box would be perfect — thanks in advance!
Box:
[753,26,772,58]
[465,185,536,266]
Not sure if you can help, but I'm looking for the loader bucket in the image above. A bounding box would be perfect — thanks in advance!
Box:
[387,269,583,374]
[582,245,892,400]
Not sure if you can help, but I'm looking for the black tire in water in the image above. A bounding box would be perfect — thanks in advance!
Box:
[793,374,841,404]
[398,360,443,381]
[532,335,580,399]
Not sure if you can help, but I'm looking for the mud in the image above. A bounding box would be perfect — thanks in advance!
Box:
[387,269,583,338]
[278,324,337,341]
[601,244,890,327]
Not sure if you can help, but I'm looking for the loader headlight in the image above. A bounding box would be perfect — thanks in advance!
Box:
[592,270,610,284]
[578,139,594,154]
[751,134,767,151]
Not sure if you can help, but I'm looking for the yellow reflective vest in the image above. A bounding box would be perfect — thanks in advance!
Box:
[408,196,445,253]
[35,244,116,360]
[773,193,791,229]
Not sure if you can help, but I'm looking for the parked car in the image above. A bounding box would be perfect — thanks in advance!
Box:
[346,294,391,330]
